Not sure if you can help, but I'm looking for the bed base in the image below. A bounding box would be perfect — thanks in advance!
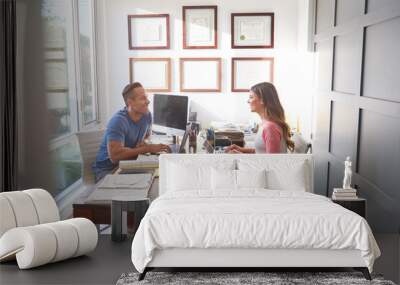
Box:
[138,248,372,281]
[354,267,372,280]
[138,266,371,281]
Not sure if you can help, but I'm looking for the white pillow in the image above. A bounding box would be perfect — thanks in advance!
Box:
[211,169,267,191]
[167,160,236,192]
[211,168,236,191]
[167,163,210,191]
[265,162,307,191]
[237,158,310,192]
[236,169,267,189]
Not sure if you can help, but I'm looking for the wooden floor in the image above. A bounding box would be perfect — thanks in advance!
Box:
[0,234,398,285]
[0,235,133,285]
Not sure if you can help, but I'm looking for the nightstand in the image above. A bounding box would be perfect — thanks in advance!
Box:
[332,198,366,218]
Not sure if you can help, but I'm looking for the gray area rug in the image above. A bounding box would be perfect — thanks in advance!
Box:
[116,271,396,285]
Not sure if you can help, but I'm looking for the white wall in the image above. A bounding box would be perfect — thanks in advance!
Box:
[99,0,314,138]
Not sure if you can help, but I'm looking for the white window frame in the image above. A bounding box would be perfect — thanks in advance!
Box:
[46,0,78,145]
[49,0,99,146]
[44,0,100,202]
[73,0,100,130]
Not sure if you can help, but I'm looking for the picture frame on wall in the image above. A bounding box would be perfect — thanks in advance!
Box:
[182,6,218,49]
[231,57,274,92]
[129,58,171,92]
[231,13,274,49]
[128,14,170,49]
[180,58,221,92]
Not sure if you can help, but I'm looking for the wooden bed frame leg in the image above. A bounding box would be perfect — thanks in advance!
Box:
[354,267,371,280]
[138,268,148,281]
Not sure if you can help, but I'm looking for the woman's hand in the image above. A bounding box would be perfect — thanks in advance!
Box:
[224,144,243,153]
[227,149,242,153]
[224,144,256,154]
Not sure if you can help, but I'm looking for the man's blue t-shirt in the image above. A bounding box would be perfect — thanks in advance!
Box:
[92,108,152,180]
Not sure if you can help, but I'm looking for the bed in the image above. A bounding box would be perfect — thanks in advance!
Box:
[131,154,380,280]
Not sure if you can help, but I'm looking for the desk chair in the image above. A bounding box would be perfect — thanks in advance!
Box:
[291,132,312,153]
[76,129,105,185]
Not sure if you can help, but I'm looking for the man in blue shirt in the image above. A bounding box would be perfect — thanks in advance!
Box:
[92,82,170,182]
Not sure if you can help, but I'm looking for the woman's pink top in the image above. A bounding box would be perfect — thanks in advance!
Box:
[254,120,287,153]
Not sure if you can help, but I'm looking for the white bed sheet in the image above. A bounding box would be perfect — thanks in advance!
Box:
[131,190,380,273]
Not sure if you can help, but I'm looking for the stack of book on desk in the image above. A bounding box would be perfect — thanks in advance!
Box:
[118,155,159,174]
[332,188,358,200]
[87,173,153,202]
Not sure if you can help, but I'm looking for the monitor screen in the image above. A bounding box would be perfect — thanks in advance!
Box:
[153,94,189,132]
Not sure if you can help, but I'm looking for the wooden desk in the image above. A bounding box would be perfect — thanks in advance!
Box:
[111,198,149,241]
[72,176,159,225]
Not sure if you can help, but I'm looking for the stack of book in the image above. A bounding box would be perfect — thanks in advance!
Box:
[332,188,358,200]
[118,155,159,174]
[87,173,153,202]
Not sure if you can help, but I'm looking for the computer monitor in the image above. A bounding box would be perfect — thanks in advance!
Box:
[152,94,189,136]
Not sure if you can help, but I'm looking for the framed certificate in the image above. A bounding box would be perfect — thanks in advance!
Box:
[180,58,221,92]
[129,58,171,92]
[231,57,274,92]
[183,6,218,49]
[231,13,274,49]
[128,14,170,49]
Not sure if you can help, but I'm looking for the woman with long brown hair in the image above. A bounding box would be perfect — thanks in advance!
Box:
[225,82,294,153]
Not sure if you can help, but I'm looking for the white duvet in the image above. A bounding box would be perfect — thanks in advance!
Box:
[131,190,380,273]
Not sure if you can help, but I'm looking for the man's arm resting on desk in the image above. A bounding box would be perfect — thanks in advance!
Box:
[107,140,170,163]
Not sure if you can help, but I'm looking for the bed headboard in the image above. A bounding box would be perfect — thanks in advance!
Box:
[158,154,314,195]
